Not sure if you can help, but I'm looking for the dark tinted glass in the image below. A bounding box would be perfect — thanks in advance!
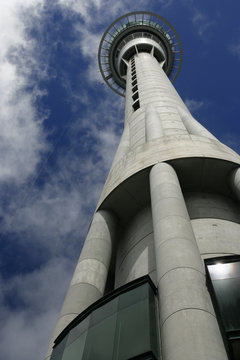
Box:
[90,297,118,326]
[230,338,240,360]
[115,296,150,359]
[132,84,138,93]
[62,331,87,360]
[132,92,139,101]
[83,312,117,360]
[133,100,140,111]
[66,316,90,347]
[50,280,159,360]
[51,335,68,360]
[119,283,148,310]
[149,287,159,358]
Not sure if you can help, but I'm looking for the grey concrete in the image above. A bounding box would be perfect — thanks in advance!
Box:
[115,206,156,287]
[45,209,117,360]
[145,104,164,141]
[191,218,240,257]
[117,37,166,74]
[97,53,240,208]
[149,162,228,360]
[177,106,217,140]
[185,191,240,223]
[162,309,228,360]
[111,122,130,165]
[97,136,240,206]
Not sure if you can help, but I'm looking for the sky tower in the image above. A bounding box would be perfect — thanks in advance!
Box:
[46,11,240,360]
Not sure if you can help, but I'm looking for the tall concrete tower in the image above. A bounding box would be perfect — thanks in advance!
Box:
[46,11,240,360]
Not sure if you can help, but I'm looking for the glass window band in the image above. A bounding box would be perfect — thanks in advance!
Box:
[51,275,159,360]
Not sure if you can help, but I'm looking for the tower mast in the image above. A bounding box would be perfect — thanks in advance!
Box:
[46,12,240,360]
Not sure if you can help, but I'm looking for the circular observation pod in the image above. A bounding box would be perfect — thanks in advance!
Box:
[98,11,183,96]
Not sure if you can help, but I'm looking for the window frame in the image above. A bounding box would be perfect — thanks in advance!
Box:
[205,255,240,360]
[53,275,157,348]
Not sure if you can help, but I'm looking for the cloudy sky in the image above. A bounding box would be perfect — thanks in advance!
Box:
[0,1,240,359]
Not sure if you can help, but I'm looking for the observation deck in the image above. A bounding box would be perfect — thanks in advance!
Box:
[98,11,182,96]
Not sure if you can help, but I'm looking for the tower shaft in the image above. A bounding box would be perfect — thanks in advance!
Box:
[125,53,188,141]
[46,12,240,360]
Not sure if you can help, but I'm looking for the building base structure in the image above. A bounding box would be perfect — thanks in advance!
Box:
[45,12,240,360]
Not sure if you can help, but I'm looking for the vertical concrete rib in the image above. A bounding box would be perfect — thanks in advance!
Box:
[149,162,227,360]
[111,123,130,164]
[135,53,188,137]
[177,107,217,139]
[145,104,164,141]
[44,209,117,360]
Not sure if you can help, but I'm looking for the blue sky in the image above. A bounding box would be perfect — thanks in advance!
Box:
[0,1,240,359]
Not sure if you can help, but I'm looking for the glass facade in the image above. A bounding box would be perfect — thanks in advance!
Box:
[51,277,159,360]
[206,257,240,360]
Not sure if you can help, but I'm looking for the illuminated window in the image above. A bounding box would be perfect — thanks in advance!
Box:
[206,256,240,360]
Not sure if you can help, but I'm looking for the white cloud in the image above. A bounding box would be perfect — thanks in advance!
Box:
[0,257,73,360]
[4,185,85,253]
[0,0,48,184]
[229,43,240,59]
[1,88,123,254]
[157,0,174,7]
[191,9,214,37]
[57,0,150,24]
[220,133,240,154]
[0,3,69,359]
[0,63,47,183]
[0,87,123,359]
[57,0,152,83]
[57,0,102,21]
[184,98,204,113]
[74,25,102,83]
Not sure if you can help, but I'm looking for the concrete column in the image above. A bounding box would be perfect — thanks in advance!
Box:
[230,167,240,200]
[44,209,117,360]
[145,104,164,141]
[149,162,227,360]
[178,107,217,140]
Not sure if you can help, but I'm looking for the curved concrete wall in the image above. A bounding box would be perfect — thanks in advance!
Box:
[185,192,240,223]
[115,206,156,288]
[185,191,240,259]
[97,53,240,208]
[97,136,240,207]
[192,218,240,259]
